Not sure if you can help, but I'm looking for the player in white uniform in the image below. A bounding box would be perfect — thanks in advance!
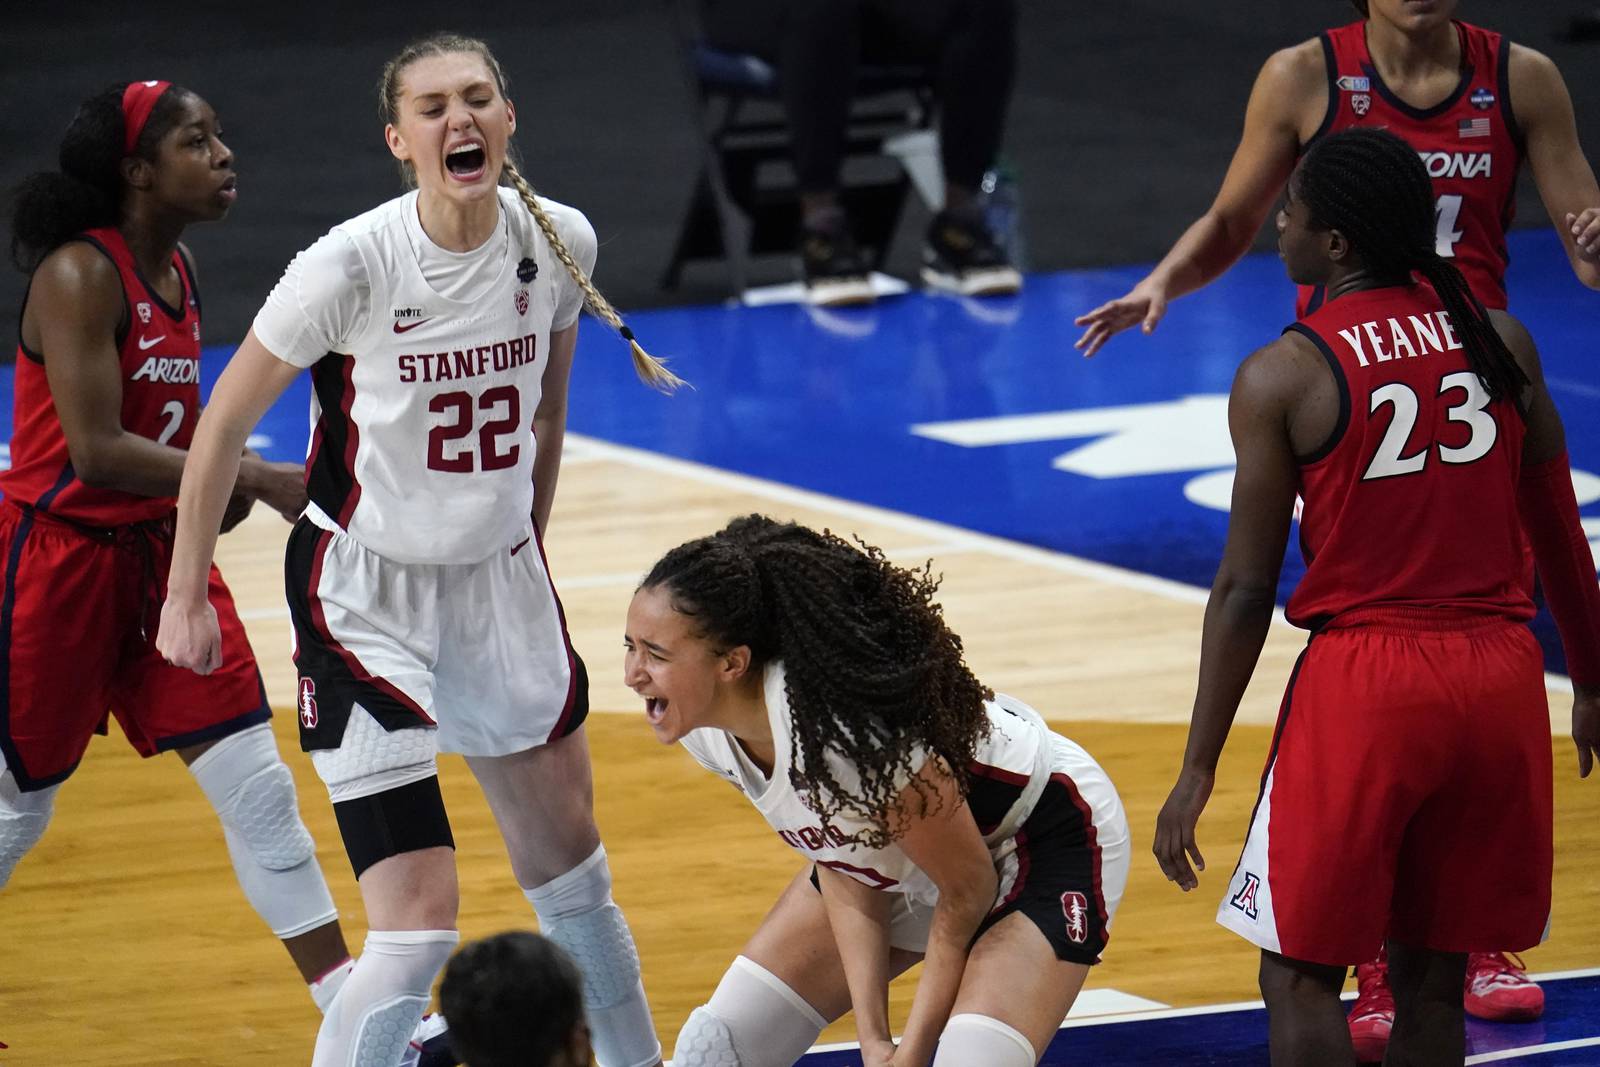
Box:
[157,33,678,1067]
[623,516,1132,1067]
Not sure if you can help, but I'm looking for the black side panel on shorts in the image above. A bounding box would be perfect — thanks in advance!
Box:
[306,353,358,529]
[284,517,430,751]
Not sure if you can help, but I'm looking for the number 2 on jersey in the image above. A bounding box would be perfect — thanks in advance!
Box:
[427,385,522,473]
[1363,371,1497,481]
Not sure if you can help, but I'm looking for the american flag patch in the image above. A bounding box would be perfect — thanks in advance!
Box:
[1459,117,1491,139]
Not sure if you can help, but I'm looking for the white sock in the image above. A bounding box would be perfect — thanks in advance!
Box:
[309,956,356,1014]
[311,930,458,1067]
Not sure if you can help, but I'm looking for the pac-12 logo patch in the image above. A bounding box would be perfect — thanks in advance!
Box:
[136,301,153,325]
[1229,872,1262,920]
[1351,93,1371,116]
[515,288,530,316]
[1061,891,1090,945]
[298,677,319,729]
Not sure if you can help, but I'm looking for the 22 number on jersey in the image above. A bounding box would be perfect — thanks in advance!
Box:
[427,385,522,473]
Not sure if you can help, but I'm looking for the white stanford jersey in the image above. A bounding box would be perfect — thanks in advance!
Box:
[256,187,594,564]
[680,662,1057,906]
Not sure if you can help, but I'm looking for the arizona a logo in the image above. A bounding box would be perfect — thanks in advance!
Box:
[1351,93,1371,116]
[1229,872,1262,920]
[298,677,319,729]
[1061,891,1090,945]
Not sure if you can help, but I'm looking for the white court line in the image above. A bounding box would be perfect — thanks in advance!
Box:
[1466,1038,1600,1063]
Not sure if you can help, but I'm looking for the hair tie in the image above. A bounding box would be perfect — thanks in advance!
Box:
[121,80,172,157]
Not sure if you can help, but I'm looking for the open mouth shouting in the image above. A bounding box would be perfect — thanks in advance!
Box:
[445,139,487,183]
[644,697,669,726]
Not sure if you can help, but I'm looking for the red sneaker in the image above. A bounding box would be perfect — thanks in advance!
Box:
[1464,952,1544,1022]
[1348,951,1395,1064]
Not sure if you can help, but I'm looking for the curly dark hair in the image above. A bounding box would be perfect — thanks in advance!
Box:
[440,931,584,1067]
[10,82,193,273]
[641,514,993,849]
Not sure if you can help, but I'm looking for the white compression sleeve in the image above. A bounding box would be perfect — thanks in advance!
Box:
[670,955,827,1067]
[930,1013,1037,1067]
[526,845,661,1067]
[0,765,55,890]
[188,722,338,938]
[311,929,459,1067]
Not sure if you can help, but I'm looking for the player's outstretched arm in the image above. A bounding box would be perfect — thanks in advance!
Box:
[1156,340,1300,888]
[1073,43,1318,357]
[1492,311,1600,776]
[158,329,302,675]
[1511,45,1600,290]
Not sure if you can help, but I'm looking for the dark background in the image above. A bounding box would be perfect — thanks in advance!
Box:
[4,1,1597,345]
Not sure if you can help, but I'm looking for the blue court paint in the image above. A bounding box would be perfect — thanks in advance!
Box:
[794,972,1600,1066]
[0,229,1589,676]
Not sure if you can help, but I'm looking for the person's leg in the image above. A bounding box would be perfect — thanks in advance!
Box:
[1384,943,1466,1067]
[469,732,662,1067]
[865,0,1016,208]
[934,912,1087,1066]
[1259,951,1358,1066]
[311,846,461,1067]
[179,727,347,985]
[0,765,55,890]
[672,867,922,1066]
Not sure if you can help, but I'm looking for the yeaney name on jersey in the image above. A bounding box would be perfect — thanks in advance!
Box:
[1333,310,1465,368]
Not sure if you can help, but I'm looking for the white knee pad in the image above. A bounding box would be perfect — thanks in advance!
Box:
[527,845,660,1067]
[672,955,827,1067]
[0,768,56,890]
[931,1014,1036,1067]
[189,723,337,938]
[312,929,458,1067]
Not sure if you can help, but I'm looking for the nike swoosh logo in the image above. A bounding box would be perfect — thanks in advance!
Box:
[392,319,432,334]
[510,537,531,557]
[137,334,165,350]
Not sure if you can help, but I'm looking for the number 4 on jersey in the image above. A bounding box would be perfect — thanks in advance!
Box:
[1434,194,1465,258]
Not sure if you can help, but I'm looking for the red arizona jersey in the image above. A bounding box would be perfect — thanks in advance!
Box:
[1284,283,1532,629]
[0,227,202,525]
[1297,20,1522,315]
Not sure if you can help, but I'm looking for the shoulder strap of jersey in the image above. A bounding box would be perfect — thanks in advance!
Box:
[175,242,201,322]
[64,232,132,349]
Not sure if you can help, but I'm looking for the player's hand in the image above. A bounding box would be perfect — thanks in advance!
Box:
[1574,685,1600,779]
[1073,275,1170,358]
[1568,210,1600,261]
[1154,768,1213,891]
[860,1037,899,1067]
[244,459,308,523]
[157,596,223,675]
[219,490,255,533]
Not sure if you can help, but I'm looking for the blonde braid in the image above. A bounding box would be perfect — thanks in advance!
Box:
[503,162,686,394]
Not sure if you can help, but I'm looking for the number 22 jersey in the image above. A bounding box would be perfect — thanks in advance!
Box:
[254,187,594,564]
[1283,283,1533,629]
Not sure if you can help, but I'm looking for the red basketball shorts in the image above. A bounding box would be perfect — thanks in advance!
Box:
[1216,610,1552,965]
[0,502,269,792]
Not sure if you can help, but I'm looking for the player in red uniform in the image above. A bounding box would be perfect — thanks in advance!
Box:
[0,81,390,1052]
[1075,0,1599,354]
[1153,127,1600,1065]
[1075,0,1600,1048]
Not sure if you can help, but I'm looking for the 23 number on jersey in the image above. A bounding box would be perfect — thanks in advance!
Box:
[1363,371,1497,481]
[427,385,522,473]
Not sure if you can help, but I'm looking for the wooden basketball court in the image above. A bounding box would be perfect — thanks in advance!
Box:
[3,436,1595,1066]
